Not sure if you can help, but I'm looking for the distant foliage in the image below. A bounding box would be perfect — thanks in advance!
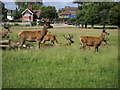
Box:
[108,3,120,28]
[40,6,57,19]
[0,1,8,21]
[75,2,119,28]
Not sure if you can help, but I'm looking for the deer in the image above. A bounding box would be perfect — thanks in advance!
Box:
[79,30,109,53]
[0,25,12,39]
[63,34,74,46]
[41,34,59,45]
[40,34,74,47]
[85,38,109,50]
[18,24,49,49]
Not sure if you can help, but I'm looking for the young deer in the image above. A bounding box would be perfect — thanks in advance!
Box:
[18,24,49,49]
[63,34,74,46]
[42,34,59,45]
[80,30,109,52]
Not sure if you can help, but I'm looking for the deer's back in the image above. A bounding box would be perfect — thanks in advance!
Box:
[80,36,101,45]
[19,30,42,37]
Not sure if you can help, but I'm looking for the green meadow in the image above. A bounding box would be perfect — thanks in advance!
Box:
[2,27,118,88]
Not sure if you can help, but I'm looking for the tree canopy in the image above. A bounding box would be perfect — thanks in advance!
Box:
[75,2,120,28]
[40,6,57,19]
[0,1,8,21]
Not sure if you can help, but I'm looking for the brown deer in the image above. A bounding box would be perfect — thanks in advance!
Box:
[40,34,74,47]
[18,24,49,49]
[42,34,59,45]
[80,30,109,52]
[0,25,12,39]
[63,34,74,46]
[85,38,109,50]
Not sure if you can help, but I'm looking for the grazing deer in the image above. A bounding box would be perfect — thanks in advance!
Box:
[42,34,59,45]
[18,24,49,49]
[0,25,12,39]
[80,30,109,52]
[63,34,74,46]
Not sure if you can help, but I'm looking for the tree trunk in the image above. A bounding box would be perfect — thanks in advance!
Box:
[117,25,120,29]
[103,23,106,29]
[85,23,87,28]
[91,24,94,28]
[81,24,84,28]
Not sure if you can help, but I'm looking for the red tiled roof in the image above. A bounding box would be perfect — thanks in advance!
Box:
[59,7,78,16]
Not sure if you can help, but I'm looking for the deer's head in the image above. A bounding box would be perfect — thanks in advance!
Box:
[102,30,109,36]
[43,24,49,30]
[63,34,74,44]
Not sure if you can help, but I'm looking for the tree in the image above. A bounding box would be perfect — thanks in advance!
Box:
[32,3,42,10]
[108,3,120,28]
[73,0,83,7]
[14,1,43,9]
[99,9,109,29]
[13,8,22,20]
[40,6,57,19]
[0,1,8,21]
[97,2,117,29]
[76,10,85,28]
[83,3,100,28]
[75,2,118,29]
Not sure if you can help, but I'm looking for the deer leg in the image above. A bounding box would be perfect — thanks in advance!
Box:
[80,44,86,50]
[18,41,25,49]
[79,42,83,49]
[51,40,54,44]
[94,46,98,53]
[96,47,98,52]
[36,40,40,49]
[18,38,25,49]
[42,39,46,44]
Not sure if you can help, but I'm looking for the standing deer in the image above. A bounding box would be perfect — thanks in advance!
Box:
[63,34,74,46]
[18,24,49,49]
[85,38,109,50]
[80,30,109,52]
[0,26,12,39]
[42,34,59,45]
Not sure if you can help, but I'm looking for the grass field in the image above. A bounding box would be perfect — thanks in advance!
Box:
[2,27,118,88]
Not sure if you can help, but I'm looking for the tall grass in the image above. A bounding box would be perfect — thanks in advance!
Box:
[2,27,118,88]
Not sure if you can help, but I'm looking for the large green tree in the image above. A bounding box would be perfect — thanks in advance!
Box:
[75,2,118,28]
[0,1,8,21]
[83,3,100,28]
[97,2,117,28]
[108,3,120,28]
[40,6,57,19]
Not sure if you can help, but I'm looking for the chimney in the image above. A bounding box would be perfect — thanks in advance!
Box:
[28,3,33,10]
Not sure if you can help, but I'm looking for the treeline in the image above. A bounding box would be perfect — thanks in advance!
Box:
[75,2,120,28]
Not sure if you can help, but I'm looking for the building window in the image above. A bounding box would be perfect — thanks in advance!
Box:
[24,13,30,16]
